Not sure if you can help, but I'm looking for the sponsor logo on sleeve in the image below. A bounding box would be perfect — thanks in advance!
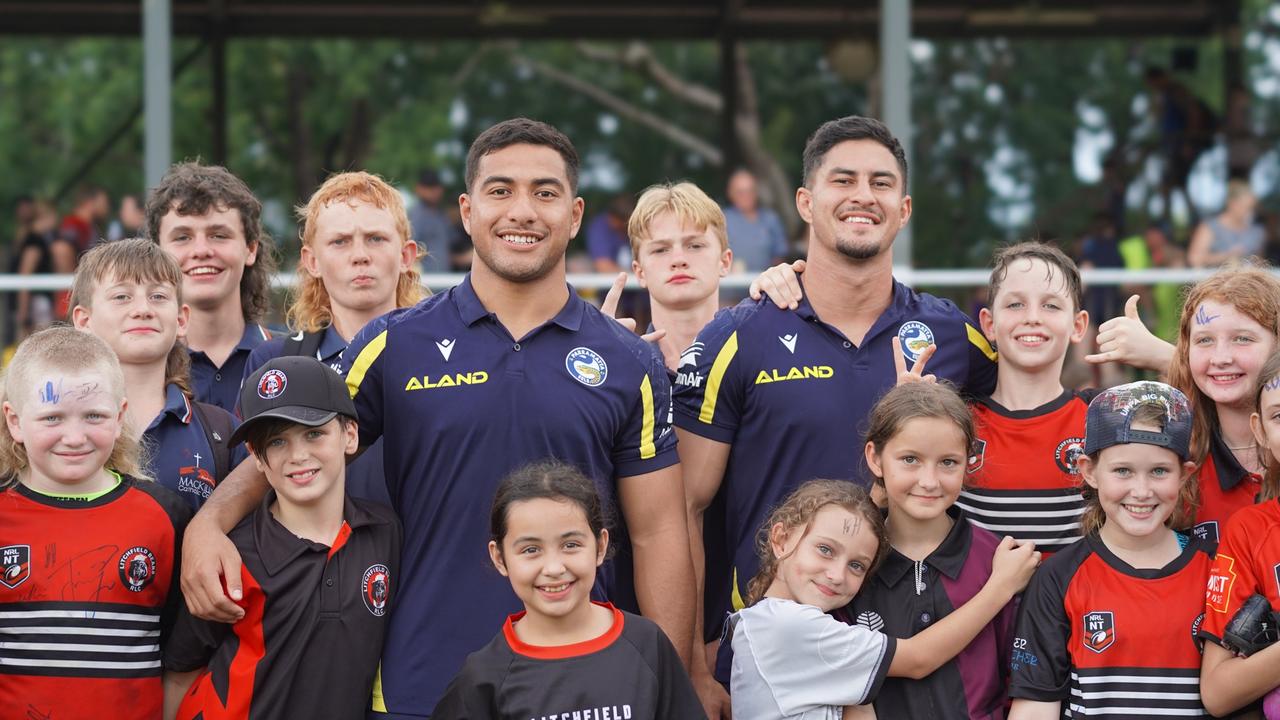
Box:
[1206,555,1237,613]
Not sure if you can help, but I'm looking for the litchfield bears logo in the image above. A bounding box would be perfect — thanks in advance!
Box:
[0,545,31,589]
[897,321,935,363]
[118,547,157,592]
[1054,436,1087,475]
[362,564,391,616]
[1083,611,1115,653]
[566,347,608,387]
[257,368,287,399]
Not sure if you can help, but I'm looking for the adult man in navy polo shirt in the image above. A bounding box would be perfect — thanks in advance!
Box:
[180,119,702,718]
[145,162,276,411]
[676,116,998,648]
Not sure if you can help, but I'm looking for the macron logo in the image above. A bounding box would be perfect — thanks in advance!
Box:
[779,333,797,354]
[436,338,455,361]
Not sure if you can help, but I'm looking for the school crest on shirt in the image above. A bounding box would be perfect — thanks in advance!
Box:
[1054,436,1087,475]
[967,439,987,474]
[362,564,391,616]
[1083,611,1115,653]
[897,321,935,363]
[565,347,608,387]
[118,546,157,592]
[0,545,31,589]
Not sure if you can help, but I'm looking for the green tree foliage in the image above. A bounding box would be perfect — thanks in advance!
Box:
[3,10,1276,268]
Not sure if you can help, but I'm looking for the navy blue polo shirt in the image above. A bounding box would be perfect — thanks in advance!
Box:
[342,275,678,717]
[242,326,391,505]
[189,322,272,412]
[142,383,247,510]
[674,279,996,627]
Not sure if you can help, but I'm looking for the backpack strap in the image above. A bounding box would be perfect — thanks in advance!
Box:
[191,400,235,483]
[282,330,325,359]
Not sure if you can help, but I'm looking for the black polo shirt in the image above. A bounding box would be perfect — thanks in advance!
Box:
[164,492,401,720]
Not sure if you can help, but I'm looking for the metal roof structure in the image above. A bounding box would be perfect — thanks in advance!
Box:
[2,1,1237,40]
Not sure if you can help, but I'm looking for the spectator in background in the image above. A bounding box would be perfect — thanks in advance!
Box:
[586,193,635,273]
[1143,223,1187,342]
[1144,66,1217,223]
[58,184,109,257]
[107,194,146,242]
[1188,179,1264,268]
[8,200,57,343]
[10,195,34,248]
[723,168,787,272]
[1078,212,1124,387]
[411,169,452,272]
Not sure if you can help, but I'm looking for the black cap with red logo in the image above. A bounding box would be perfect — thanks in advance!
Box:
[230,355,357,446]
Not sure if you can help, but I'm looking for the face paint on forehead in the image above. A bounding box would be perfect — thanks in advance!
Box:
[1266,375,1280,392]
[1194,304,1220,326]
[38,379,62,405]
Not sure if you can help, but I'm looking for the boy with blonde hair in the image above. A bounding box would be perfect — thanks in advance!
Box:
[627,181,732,371]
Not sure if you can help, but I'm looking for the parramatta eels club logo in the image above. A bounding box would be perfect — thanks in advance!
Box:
[897,321,935,363]
[566,347,608,387]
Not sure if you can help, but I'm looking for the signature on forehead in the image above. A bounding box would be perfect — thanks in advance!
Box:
[843,515,862,536]
[38,380,61,404]
[67,382,101,401]
[1266,376,1280,392]
[1194,304,1220,326]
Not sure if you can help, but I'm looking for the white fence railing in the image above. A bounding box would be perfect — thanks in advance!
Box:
[0,267,1236,293]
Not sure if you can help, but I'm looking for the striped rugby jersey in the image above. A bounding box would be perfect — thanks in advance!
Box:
[0,476,191,719]
[958,390,1097,553]
[1010,531,1213,718]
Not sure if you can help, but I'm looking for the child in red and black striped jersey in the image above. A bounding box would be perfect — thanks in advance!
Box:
[433,459,704,719]
[1199,351,1280,717]
[959,242,1095,555]
[1009,381,1212,719]
[0,327,192,720]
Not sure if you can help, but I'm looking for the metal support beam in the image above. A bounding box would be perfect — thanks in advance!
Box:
[210,0,228,164]
[881,0,912,266]
[143,0,172,188]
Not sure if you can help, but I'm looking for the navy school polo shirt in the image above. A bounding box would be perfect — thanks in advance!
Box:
[342,275,679,717]
[142,383,247,510]
[189,322,272,412]
[242,325,391,506]
[164,491,401,720]
[673,279,996,630]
